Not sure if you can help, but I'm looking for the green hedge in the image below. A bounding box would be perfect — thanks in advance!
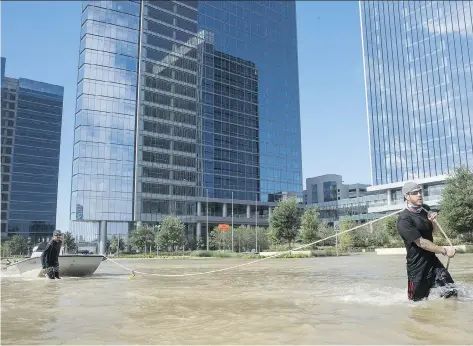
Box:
[112,250,244,259]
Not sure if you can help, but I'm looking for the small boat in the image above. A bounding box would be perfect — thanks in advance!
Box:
[6,242,105,277]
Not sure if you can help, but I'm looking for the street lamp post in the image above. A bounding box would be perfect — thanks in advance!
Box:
[231,191,234,252]
[255,193,258,252]
[156,224,161,257]
[206,188,209,251]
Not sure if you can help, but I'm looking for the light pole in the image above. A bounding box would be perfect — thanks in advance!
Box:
[255,193,258,252]
[206,188,209,251]
[231,191,234,252]
[156,224,161,257]
[335,222,339,258]
[183,179,187,251]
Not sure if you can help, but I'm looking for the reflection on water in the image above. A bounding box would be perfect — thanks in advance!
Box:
[1,254,473,345]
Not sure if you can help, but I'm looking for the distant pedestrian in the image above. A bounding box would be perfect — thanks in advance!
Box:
[41,230,63,279]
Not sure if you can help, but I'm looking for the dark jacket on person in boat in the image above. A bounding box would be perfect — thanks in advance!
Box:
[41,239,62,269]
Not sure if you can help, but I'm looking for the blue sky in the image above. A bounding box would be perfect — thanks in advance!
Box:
[1,1,370,232]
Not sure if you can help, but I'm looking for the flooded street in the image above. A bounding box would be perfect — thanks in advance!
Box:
[2,253,473,345]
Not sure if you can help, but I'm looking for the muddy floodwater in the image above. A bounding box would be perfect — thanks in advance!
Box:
[1,253,473,345]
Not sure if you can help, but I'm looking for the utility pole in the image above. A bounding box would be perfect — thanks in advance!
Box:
[206,188,209,251]
[231,191,234,252]
[335,223,339,258]
[255,193,258,252]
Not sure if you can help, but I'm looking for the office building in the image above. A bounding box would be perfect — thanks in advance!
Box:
[71,1,302,251]
[303,174,378,225]
[1,57,5,86]
[359,1,473,187]
[303,174,370,205]
[1,57,64,242]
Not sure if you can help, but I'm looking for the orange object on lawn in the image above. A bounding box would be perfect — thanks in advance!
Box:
[218,224,230,231]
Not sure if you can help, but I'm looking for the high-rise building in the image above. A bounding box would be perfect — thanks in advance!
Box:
[359,1,473,186]
[1,57,64,242]
[71,0,302,251]
[1,57,5,86]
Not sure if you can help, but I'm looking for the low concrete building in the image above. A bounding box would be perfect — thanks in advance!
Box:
[303,174,370,205]
[366,175,447,214]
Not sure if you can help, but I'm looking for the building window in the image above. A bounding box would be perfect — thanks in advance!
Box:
[311,184,318,203]
[323,181,337,202]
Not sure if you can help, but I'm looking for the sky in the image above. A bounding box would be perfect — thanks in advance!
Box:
[1,1,370,232]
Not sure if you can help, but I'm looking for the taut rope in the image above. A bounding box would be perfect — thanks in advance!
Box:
[104,207,454,278]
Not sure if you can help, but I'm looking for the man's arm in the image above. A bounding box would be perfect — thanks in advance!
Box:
[414,237,446,255]
[41,243,52,268]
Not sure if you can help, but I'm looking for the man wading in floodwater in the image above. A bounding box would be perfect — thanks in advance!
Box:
[41,230,63,279]
[397,182,457,301]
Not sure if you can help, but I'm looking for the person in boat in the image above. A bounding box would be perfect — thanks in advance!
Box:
[41,230,63,279]
[396,181,457,301]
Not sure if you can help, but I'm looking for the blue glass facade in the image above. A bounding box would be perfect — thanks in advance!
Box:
[1,65,17,237]
[202,50,260,202]
[198,1,302,203]
[1,57,5,86]
[72,0,140,222]
[360,1,473,185]
[4,77,63,242]
[72,1,302,229]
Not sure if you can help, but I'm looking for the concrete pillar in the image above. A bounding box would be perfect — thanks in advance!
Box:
[197,201,202,216]
[196,222,202,238]
[268,207,272,219]
[246,204,251,218]
[223,203,227,217]
[99,221,107,255]
[387,189,392,205]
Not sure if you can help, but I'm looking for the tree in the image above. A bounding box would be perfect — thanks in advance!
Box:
[1,241,11,257]
[382,215,398,239]
[439,166,473,240]
[209,226,231,250]
[196,236,205,250]
[156,216,185,251]
[300,206,320,248]
[317,223,336,246]
[8,235,28,256]
[109,235,125,254]
[338,220,356,252]
[255,227,271,251]
[351,222,390,248]
[62,232,77,253]
[266,226,281,247]
[351,226,371,248]
[234,225,249,252]
[130,226,156,253]
[269,197,301,246]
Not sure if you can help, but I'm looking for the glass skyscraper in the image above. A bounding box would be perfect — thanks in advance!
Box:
[1,58,64,242]
[72,0,302,248]
[360,1,473,185]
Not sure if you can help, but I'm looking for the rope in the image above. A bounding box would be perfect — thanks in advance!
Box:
[103,209,404,278]
[104,206,455,278]
[421,207,454,270]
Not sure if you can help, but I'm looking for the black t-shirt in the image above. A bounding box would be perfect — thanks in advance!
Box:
[396,204,440,281]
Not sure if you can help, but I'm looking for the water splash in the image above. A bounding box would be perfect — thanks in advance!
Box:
[336,284,413,306]
[429,282,473,302]
[335,281,473,306]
